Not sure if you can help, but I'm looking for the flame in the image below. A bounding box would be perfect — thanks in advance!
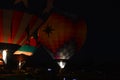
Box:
[2,49,7,64]
[57,61,66,69]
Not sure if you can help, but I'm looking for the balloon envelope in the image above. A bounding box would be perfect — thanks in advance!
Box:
[0,9,43,46]
[38,12,87,60]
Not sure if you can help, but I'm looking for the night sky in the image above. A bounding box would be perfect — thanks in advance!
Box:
[0,0,119,78]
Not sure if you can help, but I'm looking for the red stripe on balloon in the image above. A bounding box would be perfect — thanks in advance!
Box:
[0,10,3,42]
[11,11,24,43]
[29,36,36,46]
[29,16,38,29]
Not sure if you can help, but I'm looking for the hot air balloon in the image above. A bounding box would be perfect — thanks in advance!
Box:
[38,12,87,71]
[0,9,43,46]
[0,9,44,70]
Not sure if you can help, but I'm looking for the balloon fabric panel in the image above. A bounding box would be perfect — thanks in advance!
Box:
[0,9,43,46]
[38,12,87,60]
[38,13,74,54]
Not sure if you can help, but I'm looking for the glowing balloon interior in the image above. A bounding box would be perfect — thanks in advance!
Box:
[38,12,87,69]
[38,12,87,58]
[0,9,43,46]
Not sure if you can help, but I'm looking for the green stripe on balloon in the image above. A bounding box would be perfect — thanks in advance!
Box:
[18,45,36,53]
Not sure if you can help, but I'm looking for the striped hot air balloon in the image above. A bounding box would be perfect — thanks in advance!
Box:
[38,12,87,69]
[0,9,43,46]
[0,9,44,68]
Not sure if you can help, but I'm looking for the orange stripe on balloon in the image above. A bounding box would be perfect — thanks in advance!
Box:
[11,11,24,43]
[0,10,3,42]
[16,32,26,45]
[13,13,32,44]
[3,10,13,43]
